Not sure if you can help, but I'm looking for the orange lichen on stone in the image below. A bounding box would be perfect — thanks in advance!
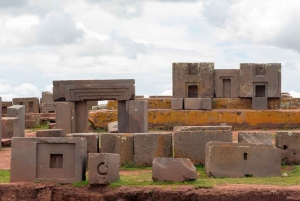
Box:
[107,99,171,110]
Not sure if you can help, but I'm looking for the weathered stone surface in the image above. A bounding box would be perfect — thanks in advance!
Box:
[201,98,212,110]
[100,133,133,165]
[205,142,281,177]
[152,158,197,182]
[40,92,55,113]
[2,117,18,138]
[10,137,87,183]
[12,98,39,113]
[173,63,214,98]
[55,102,75,135]
[238,132,272,145]
[184,98,201,110]
[275,131,300,164]
[36,129,65,137]
[53,80,135,101]
[49,123,56,129]
[127,100,148,133]
[25,114,41,129]
[2,101,12,116]
[67,133,99,154]
[171,98,183,110]
[134,133,172,166]
[108,121,118,133]
[117,101,127,133]
[75,101,89,133]
[214,69,240,98]
[252,97,268,110]
[239,63,281,98]
[7,105,25,137]
[174,126,232,164]
[88,153,120,185]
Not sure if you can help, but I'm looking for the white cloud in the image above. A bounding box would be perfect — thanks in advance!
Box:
[289,90,300,98]
[0,83,40,101]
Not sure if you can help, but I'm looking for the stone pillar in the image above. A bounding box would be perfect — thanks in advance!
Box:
[55,102,75,134]
[7,105,25,137]
[117,101,127,133]
[127,100,148,133]
[75,101,89,133]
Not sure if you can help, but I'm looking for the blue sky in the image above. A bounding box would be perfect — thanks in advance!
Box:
[0,0,300,101]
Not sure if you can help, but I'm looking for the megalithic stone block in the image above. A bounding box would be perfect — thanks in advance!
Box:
[275,131,300,164]
[67,133,99,155]
[127,100,148,133]
[7,105,25,137]
[214,69,240,98]
[2,101,12,116]
[10,137,87,183]
[12,97,39,113]
[238,132,272,145]
[184,98,201,110]
[2,117,19,138]
[152,158,197,182]
[75,101,89,133]
[88,153,120,185]
[36,129,65,137]
[201,98,212,110]
[100,133,133,165]
[55,102,75,134]
[174,126,232,164]
[205,142,281,178]
[171,98,183,110]
[134,133,172,166]
[252,97,268,110]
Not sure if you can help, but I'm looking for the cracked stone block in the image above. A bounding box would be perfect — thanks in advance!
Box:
[152,158,197,182]
[88,153,120,185]
[205,142,281,178]
[238,132,272,145]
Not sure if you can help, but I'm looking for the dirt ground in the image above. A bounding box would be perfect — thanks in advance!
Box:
[1,129,298,200]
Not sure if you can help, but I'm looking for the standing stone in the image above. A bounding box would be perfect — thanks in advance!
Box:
[75,101,89,133]
[40,92,55,113]
[174,126,232,164]
[2,117,18,138]
[134,133,172,166]
[205,142,281,177]
[127,100,148,133]
[36,129,65,137]
[88,153,120,185]
[152,158,197,182]
[7,105,25,137]
[238,132,272,145]
[55,102,75,134]
[275,131,300,164]
[100,133,133,165]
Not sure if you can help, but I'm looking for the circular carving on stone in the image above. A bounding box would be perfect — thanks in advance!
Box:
[97,162,108,175]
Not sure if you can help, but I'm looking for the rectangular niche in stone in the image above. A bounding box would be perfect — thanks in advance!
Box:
[10,137,87,183]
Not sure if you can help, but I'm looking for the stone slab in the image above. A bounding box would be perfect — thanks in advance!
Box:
[152,158,197,182]
[171,98,183,110]
[55,102,75,134]
[7,105,25,137]
[100,133,133,165]
[174,126,232,164]
[53,80,135,101]
[214,69,240,98]
[67,133,99,154]
[12,97,39,113]
[205,142,281,177]
[238,132,272,145]
[201,98,212,110]
[88,153,120,185]
[1,117,18,138]
[275,131,300,164]
[252,97,268,110]
[134,133,172,166]
[36,129,65,137]
[108,121,118,133]
[10,137,87,183]
[184,98,201,110]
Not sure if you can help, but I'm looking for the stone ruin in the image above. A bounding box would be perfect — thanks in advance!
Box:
[4,61,300,184]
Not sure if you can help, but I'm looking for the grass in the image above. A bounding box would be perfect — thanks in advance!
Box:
[110,165,300,189]
[0,170,10,183]
[29,121,50,131]
[73,180,89,187]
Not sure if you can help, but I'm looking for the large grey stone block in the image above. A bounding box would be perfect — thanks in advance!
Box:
[10,137,87,183]
[174,126,232,164]
[7,105,25,137]
[36,129,65,137]
[134,133,172,166]
[67,133,99,154]
[238,132,272,145]
[152,158,197,182]
[275,131,300,164]
[201,98,212,110]
[55,102,75,134]
[2,117,19,138]
[252,97,268,110]
[40,91,55,113]
[205,142,281,177]
[2,101,12,116]
[214,69,240,98]
[184,98,201,110]
[171,98,183,110]
[100,133,133,165]
[88,153,120,185]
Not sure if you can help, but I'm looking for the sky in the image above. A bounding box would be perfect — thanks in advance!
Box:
[1,0,300,101]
